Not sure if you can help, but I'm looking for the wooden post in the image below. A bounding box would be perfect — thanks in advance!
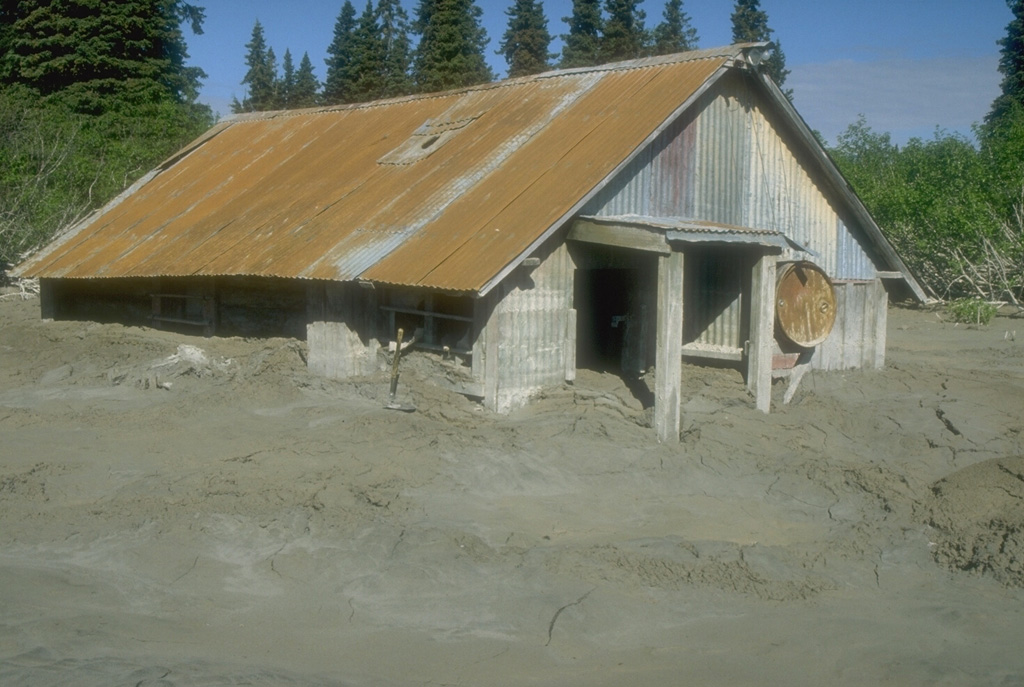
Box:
[872,278,888,369]
[747,253,777,413]
[654,250,684,443]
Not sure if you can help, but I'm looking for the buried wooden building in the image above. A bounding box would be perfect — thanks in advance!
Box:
[15,44,924,441]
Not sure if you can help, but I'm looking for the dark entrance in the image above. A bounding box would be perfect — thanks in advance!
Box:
[575,268,635,371]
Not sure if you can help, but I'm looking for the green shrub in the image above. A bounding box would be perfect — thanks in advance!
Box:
[945,298,998,326]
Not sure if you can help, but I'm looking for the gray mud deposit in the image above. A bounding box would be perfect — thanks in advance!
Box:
[925,456,1024,587]
[1,293,1023,686]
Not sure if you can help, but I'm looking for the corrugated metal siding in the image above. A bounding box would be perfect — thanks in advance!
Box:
[683,248,748,349]
[583,70,880,282]
[492,242,575,411]
[18,49,735,294]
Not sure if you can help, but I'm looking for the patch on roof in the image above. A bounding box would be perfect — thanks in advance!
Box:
[378,112,485,165]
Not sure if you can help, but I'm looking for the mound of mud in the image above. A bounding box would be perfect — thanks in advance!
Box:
[925,456,1024,587]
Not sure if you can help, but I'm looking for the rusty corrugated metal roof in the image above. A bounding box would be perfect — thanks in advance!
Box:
[16,46,751,293]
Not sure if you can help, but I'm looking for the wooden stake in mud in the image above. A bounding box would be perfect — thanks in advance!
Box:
[385,328,416,412]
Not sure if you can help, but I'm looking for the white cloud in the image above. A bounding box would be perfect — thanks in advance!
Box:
[789,55,1001,145]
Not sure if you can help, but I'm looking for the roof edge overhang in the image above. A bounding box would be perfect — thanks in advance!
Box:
[11,120,235,279]
[575,214,788,251]
[746,70,930,303]
[476,50,750,298]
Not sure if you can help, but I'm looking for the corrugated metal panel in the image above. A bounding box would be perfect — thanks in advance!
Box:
[18,48,738,293]
[581,69,882,282]
[493,241,574,410]
[692,87,751,228]
[683,248,747,349]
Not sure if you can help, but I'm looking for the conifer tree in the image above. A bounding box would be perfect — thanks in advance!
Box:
[413,0,493,92]
[560,0,603,68]
[233,20,278,112]
[293,52,320,107]
[375,0,413,97]
[266,46,280,106]
[324,1,357,104]
[987,0,1024,126]
[730,0,790,99]
[348,0,384,102]
[499,0,553,78]
[601,0,647,62]
[280,48,296,108]
[652,0,699,55]
[1,0,208,112]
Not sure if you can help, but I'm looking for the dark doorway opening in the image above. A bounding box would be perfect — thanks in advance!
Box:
[575,268,635,372]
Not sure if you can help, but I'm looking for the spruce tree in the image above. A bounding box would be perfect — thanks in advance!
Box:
[324,1,357,104]
[233,21,277,112]
[730,0,790,99]
[292,52,320,107]
[602,0,647,62]
[560,0,603,68]
[375,0,413,97]
[0,0,213,266]
[348,0,384,102]
[266,46,280,107]
[987,0,1024,126]
[653,0,699,55]
[1,0,209,113]
[280,48,296,108]
[413,0,493,92]
[499,0,553,78]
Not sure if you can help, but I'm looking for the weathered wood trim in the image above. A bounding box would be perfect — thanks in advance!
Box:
[654,250,684,442]
[568,218,671,254]
[565,308,577,382]
[873,278,888,369]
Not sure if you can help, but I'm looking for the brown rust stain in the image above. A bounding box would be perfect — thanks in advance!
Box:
[19,49,737,293]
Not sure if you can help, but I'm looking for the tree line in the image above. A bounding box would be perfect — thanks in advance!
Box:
[1,0,1021,309]
[0,0,214,271]
[232,0,789,112]
[832,0,1024,306]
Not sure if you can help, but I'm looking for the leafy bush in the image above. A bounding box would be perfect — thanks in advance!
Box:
[945,298,998,326]
[830,111,1024,305]
[0,88,212,273]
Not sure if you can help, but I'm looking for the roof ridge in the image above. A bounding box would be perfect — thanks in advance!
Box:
[224,43,757,124]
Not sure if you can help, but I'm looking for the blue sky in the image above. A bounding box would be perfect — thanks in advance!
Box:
[187,0,1012,146]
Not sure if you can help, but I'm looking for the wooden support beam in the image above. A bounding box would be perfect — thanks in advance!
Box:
[654,250,684,443]
[568,218,671,254]
[747,253,777,413]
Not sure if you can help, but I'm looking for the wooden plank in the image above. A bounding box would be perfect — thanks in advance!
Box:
[654,250,684,442]
[844,283,865,369]
[568,219,671,254]
[379,305,474,322]
[682,342,744,362]
[747,253,776,413]
[565,308,577,382]
[873,278,888,369]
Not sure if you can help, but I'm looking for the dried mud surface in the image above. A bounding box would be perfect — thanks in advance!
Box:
[1,293,1022,686]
